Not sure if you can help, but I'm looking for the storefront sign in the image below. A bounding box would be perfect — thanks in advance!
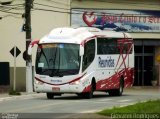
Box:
[71,9,160,32]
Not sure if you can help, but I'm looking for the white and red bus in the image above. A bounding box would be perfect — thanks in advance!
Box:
[28,27,134,99]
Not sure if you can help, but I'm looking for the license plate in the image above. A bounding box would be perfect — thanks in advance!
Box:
[52,87,60,91]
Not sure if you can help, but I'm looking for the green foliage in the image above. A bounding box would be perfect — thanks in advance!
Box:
[9,90,21,95]
[98,100,160,116]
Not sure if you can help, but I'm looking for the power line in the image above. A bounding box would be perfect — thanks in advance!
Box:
[0,14,21,19]
[0,9,22,15]
[1,1,159,19]
[0,4,24,8]
[32,1,160,15]
[32,7,160,18]
[0,0,23,19]
[33,7,70,14]
[0,4,24,13]
[44,0,70,6]
[0,6,23,14]
[34,2,70,11]
[0,5,24,12]
[33,1,160,12]
[0,3,24,6]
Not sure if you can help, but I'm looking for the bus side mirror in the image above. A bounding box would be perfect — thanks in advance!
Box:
[79,45,84,56]
[28,40,39,55]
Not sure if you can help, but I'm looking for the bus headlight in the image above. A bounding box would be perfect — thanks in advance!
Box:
[70,80,80,85]
[35,80,44,85]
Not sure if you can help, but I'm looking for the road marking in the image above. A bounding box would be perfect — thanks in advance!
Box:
[97,98,113,102]
[117,99,131,103]
[80,109,101,113]
[74,98,114,104]
[0,93,45,102]
[0,97,21,102]
[7,101,68,113]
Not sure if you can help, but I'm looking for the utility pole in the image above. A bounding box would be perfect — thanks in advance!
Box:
[25,0,33,92]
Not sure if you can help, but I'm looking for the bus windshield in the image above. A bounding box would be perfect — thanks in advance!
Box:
[35,43,80,77]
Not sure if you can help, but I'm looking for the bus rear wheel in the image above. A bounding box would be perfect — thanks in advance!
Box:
[108,79,124,96]
[46,93,54,99]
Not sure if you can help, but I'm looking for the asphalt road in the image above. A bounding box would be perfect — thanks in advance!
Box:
[0,87,160,118]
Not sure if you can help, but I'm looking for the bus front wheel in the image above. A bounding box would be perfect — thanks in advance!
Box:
[46,93,54,99]
[84,84,93,99]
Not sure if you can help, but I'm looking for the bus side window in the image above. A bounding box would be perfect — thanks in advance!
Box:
[118,41,133,54]
[97,38,119,54]
[82,39,95,71]
[123,43,128,54]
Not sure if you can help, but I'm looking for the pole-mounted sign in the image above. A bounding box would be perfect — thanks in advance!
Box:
[10,46,21,91]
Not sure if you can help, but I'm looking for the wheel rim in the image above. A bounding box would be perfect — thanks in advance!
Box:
[120,84,122,93]
[89,85,93,97]
[119,81,123,93]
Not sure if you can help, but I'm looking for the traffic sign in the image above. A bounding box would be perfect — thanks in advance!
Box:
[10,46,21,57]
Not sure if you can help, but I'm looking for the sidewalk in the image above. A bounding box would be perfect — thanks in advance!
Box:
[0,85,40,102]
[0,92,41,102]
[0,85,37,99]
[126,86,160,92]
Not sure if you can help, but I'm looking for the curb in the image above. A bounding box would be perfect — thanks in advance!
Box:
[0,93,43,102]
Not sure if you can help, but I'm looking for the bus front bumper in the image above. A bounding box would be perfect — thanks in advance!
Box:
[34,83,84,93]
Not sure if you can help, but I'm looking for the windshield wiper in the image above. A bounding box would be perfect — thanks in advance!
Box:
[41,69,50,74]
[50,46,64,77]
[49,69,57,77]
[41,48,49,68]
[57,71,63,77]
[49,69,63,77]
[49,47,58,77]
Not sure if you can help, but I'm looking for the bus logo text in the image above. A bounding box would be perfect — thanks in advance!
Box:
[98,56,115,68]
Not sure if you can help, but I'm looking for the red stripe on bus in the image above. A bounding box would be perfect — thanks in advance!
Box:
[35,73,86,86]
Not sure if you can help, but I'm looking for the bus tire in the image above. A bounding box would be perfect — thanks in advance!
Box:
[46,93,54,99]
[117,78,124,96]
[108,78,124,96]
[85,84,93,99]
[76,93,83,97]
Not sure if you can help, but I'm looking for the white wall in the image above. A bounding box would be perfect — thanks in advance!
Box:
[0,0,70,67]
[0,17,24,66]
[0,0,70,90]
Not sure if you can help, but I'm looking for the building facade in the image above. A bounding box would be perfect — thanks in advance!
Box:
[0,0,160,91]
[0,0,70,91]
